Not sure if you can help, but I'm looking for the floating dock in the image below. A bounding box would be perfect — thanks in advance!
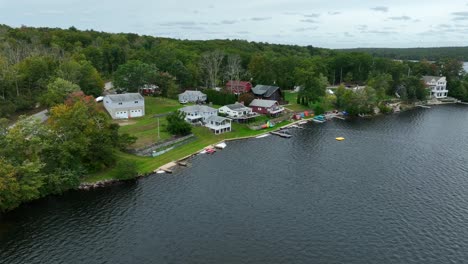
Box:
[270,131,292,138]
[155,161,177,174]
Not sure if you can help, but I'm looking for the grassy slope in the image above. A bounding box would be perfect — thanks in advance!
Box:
[117,97,184,148]
[283,91,311,112]
[84,98,292,183]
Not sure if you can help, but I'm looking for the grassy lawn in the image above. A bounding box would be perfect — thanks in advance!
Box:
[283,91,311,112]
[116,97,183,149]
[84,119,292,183]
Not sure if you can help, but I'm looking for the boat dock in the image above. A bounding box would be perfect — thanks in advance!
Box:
[270,131,292,138]
[155,161,177,174]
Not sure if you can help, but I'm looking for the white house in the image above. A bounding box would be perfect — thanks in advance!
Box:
[179,105,217,123]
[204,116,232,134]
[103,93,145,119]
[422,76,448,99]
[178,90,207,103]
[218,103,253,118]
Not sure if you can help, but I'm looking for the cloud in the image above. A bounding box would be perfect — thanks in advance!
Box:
[328,11,341,15]
[388,16,411,21]
[357,25,368,30]
[180,26,205,30]
[221,20,237,24]
[300,19,317,23]
[160,21,197,26]
[251,17,272,21]
[453,16,468,21]
[294,27,317,32]
[39,10,65,15]
[362,30,397,35]
[370,6,388,12]
[304,13,320,18]
[236,31,250,34]
[283,12,301,15]
[452,11,468,16]
[344,32,354,37]
[438,24,451,28]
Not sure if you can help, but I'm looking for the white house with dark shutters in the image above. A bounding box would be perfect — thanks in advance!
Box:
[422,76,448,99]
[103,93,145,119]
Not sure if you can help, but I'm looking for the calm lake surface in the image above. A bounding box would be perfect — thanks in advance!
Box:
[1,105,468,264]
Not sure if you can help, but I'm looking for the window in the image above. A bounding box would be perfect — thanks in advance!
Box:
[118,102,123,105]
[135,101,138,103]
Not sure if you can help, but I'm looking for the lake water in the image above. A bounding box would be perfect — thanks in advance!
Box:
[463,62,468,72]
[1,105,468,264]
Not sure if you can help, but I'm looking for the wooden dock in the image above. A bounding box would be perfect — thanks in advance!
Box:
[270,131,292,138]
[155,161,177,174]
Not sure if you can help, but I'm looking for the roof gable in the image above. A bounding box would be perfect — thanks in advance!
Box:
[252,85,280,97]
[249,99,278,108]
[180,105,217,113]
[106,93,144,103]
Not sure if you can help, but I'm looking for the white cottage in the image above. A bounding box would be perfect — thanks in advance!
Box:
[178,90,207,103]
[422,76,448,99]
[204,116,232,134]
[103,93,145,119]
[218,103,253,118]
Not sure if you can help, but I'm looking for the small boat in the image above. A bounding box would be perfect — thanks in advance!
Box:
[417,105,431,109]
[290,125,304,129]
[298,121,308,125]
[335,137,345,141]
[255,134,270,139]
[156,170,166,174]
[215,142,227,149]
[205,147,216,154]
[312,115,326,123]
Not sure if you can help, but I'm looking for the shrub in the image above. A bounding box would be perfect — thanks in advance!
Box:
[166,111,192,136]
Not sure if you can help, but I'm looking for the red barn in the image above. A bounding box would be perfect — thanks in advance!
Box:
[226,81,252,94]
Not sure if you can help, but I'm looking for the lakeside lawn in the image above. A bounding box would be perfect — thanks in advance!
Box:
[84,118,292,183]
[283,90,311,112]
[116,97,183,149]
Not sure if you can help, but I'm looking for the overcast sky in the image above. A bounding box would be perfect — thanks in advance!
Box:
[1,0,468,48]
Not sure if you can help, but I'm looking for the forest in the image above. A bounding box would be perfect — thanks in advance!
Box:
[1,24,468,211]
[340,46,468,61]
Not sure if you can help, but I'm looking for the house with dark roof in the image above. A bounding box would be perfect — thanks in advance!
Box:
[422,76,448,99]
[103,93,145,119]
[218,103,253,118]
[249,99,284,116]
[251,85,284,103]
[226,81,252,94]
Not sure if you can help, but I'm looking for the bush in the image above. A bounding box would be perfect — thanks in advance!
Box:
[0,100,16,118]
[115,160,138,180]
[166,111,192,136]
[313,104,325,115]
[239,92,255,106]
[205,89,237,105]
[378,103,392,114]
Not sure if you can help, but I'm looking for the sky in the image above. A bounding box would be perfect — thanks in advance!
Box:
[1,0,468,48]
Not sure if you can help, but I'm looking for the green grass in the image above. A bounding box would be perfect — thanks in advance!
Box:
[283,91,311,112]
[84,119,292,183]
[117,97,184,148]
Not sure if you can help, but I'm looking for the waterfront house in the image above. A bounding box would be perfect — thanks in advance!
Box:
[103,93,145,119]
[178,90,207,103]
[204,116,232,134]
[179,105,217,124]
[249,99,284,117]
[251,85,284,103]
[422,76,448,99]
[218,103,253,118]
[226,81,252,94]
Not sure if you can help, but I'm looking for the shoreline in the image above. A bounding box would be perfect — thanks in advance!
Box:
[78,118,313,189]
[79,101,464,189]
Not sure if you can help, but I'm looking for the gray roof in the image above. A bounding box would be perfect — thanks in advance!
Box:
[205,115,230,123]
[180,105,217,113]
[252,85,280,97]
[180,90,206,96]
[105,93,144,103]
[224,103,250,110]
[249,99,278,108]
[422,76,444,83]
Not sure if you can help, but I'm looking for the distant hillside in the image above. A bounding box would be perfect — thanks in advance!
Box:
[338,47,468,61]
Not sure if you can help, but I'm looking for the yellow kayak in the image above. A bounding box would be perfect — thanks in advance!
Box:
[335,137,345,141]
